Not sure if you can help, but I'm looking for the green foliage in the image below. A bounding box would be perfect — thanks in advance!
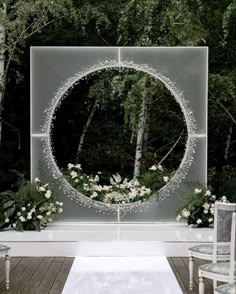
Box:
[0,179,63,231]
[176,186,229,227]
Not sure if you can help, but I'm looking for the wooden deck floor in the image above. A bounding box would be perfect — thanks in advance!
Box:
[0,257,213,294]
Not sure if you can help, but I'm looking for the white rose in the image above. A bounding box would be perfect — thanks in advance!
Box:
[19,216,25,222]
[17,212,21,216]
[30,208,36,213]
[48,218,52,222]
[194,188,202,194]
[38,186,46,192]
[203,209,208,214]
[97,171,102,174]
[58,208,63,213]
[37,215,43,220]
[5,218,9,223]
[149,165,157,171]
[70,171,78,179]
[75,179,79,183]
[59,202,63,206]
[45,190,52,199]
[46,211,51,216]
[34,177,40,183]
[91,191,98,198]
[163,176,169,183]
[21,207,26,211]
[197,219,202,224]
[205,190,211,196]
[208,218,213,223]
[27,214,32,220]
[176,215,181,221]
[68,163,74,169]
[182,208,190,217]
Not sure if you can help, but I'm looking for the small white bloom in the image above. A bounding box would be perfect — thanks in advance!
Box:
[27,203,31,207]
[208,218,213,223]
[59,202,63,206]
[30,208,36,213]
[75,164,82,170]
[80,176,84,180]
[27,214,32,220]
[46,211,51,216]
[97,171,102,174]
[21,207,26,211]
[68,163,74,169]
[5,218,9,223]
[19,216,26,222]
[34,177,40,183]
[39,186,46,192]
[48,218,52,222]
[163,176,169,183]
[176,215,181,221]
[70,171,78,179]
[37,215,43,220]
[58,208,63,213]
[211,195,216,200]
[194,188,202,194]
[182,208,190,217]
[157,164,163,171]
[91,191,98,198]
[203,209,208,214]
[45,190,52,199]
[205,190,211,196]
[149,165,157,171]
[221,196,227,202]
[75,179,79,183]
[17,212,21,216]
[196,219,202,224]
[202,203,210,210]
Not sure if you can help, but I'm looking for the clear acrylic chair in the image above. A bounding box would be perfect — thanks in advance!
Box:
[198,203,236,294]
[188,203,231,290]
[0,244,11,289]
[214,282,236,294]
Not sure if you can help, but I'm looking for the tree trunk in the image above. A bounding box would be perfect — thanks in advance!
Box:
[133,93,149,178]
[0,3,6,144]
[76,102,97,162]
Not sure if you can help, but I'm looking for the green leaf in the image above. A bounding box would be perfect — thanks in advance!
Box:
[3,200,15,209]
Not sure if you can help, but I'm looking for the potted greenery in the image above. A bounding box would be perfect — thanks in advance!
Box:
[0,178,63,231]
[176,186,229,227]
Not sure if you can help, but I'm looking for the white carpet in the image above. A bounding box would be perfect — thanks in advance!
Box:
[62,256,183,294]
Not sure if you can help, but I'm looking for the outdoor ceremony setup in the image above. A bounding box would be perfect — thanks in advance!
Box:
[0,1,236,294]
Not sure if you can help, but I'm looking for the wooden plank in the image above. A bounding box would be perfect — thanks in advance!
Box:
[0,257,32,293]
[49,257,74,294]
[167,257,188,293]
[35,257,64,294]
[6,257,43,294]
[0,257,23,288]
[22,257,54,294]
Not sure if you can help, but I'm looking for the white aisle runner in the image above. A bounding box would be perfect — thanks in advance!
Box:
[62,256,183,294]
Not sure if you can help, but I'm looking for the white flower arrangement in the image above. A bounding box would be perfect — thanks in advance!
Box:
[64,164,156,204]
[0,178,63,231]
[176,186,230,227]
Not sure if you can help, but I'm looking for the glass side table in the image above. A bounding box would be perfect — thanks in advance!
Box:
[0,245,10,290]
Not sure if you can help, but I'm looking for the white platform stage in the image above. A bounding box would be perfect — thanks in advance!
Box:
[0,222,213,257]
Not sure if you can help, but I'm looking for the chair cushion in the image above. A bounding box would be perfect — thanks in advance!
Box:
[190,244,230,255]
[0,245,10,252]
[199,262,236,276]
[214,282,236,294]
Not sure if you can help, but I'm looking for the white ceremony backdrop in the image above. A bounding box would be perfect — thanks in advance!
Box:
[30,47,208,222]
